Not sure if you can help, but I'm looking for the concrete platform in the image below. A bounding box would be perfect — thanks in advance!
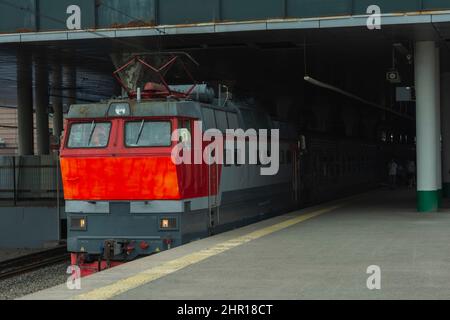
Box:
[22,189,450,300]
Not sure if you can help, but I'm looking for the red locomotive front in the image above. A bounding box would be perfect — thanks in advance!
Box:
[62,54,296,277]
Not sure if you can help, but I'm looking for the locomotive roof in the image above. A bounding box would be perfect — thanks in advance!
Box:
[67,99,207,119]
[66,98,298,140]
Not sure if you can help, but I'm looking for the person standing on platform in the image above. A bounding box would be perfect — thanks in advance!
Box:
[388,159,398,189]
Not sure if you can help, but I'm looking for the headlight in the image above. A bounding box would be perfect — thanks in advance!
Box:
[160,218,177,230]
[109,103,130,116]
[71,217,87,231]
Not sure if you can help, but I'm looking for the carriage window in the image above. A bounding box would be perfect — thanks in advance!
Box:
[68,122,111,148]
[125,121,171,147]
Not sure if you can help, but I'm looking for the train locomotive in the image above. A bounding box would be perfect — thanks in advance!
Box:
[62,54,413,276]
[62,54,299,276]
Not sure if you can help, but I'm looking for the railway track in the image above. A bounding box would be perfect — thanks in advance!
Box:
[0,246,69,281]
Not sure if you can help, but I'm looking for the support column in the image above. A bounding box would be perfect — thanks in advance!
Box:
[64,63,77,108]
[35,55,50,155]
[17,50,34,156]
[442,72,450,197]
[415,41,440,212]
[435,47,442,207]
[52,63,63,144]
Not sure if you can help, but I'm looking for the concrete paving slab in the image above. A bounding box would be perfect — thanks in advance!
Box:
[23,189,450,300]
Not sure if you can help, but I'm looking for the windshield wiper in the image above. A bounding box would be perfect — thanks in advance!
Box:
[135,120,145,145]
[87,121,97,147]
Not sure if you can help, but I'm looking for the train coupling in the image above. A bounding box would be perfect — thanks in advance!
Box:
[70,240,132,277]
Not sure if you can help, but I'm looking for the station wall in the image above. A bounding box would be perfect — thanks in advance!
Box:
[0,0,449,33]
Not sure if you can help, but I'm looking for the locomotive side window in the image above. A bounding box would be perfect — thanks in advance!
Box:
[68,122,111,148]
[254,112,270,130]
[125,121,171,147]
[227,113,239,130]
[202,108,217,130]
[240,109,256,130]
[215,110,228,133]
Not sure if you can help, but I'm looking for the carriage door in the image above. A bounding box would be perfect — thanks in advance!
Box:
[208,158,219,228]
[202,108,220,231]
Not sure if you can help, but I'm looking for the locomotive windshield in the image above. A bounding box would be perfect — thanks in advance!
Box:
[125,121,172,147]
[68,122,111,148]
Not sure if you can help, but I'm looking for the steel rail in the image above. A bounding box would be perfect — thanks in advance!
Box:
[0,245,69,281]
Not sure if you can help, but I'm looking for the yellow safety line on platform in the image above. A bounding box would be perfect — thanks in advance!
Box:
[72,204,343,300]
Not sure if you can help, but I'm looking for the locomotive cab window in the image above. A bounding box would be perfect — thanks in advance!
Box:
[68,122,111,148]
[125,121,172,147]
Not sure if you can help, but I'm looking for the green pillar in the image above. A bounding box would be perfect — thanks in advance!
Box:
[442,72,450,198]
[415,41,440,212]
[436,47,442,207]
